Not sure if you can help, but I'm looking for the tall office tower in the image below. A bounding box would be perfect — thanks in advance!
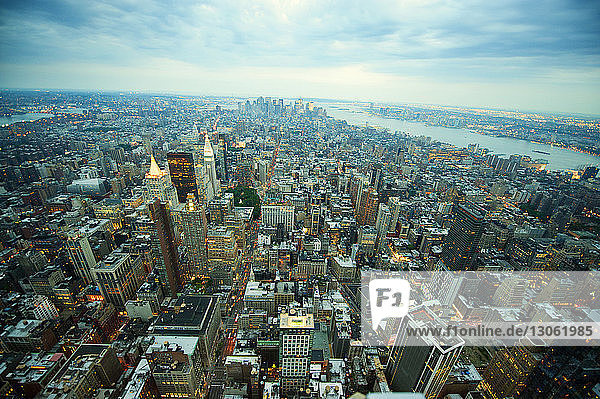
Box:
[356,187,379,226]
[204,133,220,202]
[261,204,295,233]
[375,203,393,237]
[369,163,383,191]
[172,195,208,282]
[440,202,486,270]
[150,294,221,371]
[309,204,320,236]
[258,159,268,185]
[168,152,199,203]
[387,196,402,233]
[66,218,114,284]
[206,226,238,286]
[348,174,369,209]
[386,306,464,399]
[145,154,178,206]
[149,200,182,296]
[279,308,314,395]
[216,133,229,182]
[92,250,146,308]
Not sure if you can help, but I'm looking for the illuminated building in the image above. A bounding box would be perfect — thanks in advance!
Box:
[146,337,202,399]
[119,359,160,399]
[3,352,66,398]
[167,151,199,203]
[356,187,379,226]
[296,252,326,279]
[308,204,321,236]
[375,203,393,237]
[208,192,234,224]
[91,250,146,308]
[206,226,238,286]
[440,202,486,270]
[150,294,221,371]
[581,166,598,180]
[358,225,378,256]
[144,154,178,206]
[478,345,542,398]
[24,295,59,320]
[279,308,314,395]
[519,347,600,398]
[42,344,122,399]
[66,218,114,284]
[172,195,208,282]
[92,198,124,230]
[1,320,58,352]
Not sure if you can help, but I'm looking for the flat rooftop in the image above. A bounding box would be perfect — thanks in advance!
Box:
[153,295,218,336]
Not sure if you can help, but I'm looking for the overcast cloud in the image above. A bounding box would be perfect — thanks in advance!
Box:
[1,0,599,113]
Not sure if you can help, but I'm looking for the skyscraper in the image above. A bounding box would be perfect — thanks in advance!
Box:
[204,133,220,202]
[356,187,379,226]
[172,194,208,282]
[145,154,178,206]
[279,308,314,395]
[440,202,486,270]
[92,250,146,308]
[386,306,464,399]
[167,152,199,203]
[216,133,229,182]
[66,218,114,284]
[206,226,238,286]
[149,200,182,296]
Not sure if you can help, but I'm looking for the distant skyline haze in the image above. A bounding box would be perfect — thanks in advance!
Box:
[1,0,599,114]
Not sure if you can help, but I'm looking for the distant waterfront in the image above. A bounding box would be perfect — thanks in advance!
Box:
[0,112,54,126]
[325,105,600,171]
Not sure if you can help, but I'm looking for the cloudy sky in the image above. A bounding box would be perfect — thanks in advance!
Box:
[1,0,599,114]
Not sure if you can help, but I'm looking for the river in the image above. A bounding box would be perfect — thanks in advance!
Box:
[0,112,54,126]
[324,105,600,171]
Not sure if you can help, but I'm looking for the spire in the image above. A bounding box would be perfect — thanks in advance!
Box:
[204,133,214,158]
[149,154,162,176]
[249,264,255,282]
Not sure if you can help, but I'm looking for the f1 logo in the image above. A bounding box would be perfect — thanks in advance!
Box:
[369,279,410,330]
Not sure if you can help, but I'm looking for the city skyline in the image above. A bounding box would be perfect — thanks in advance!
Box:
[1,0,599,115]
